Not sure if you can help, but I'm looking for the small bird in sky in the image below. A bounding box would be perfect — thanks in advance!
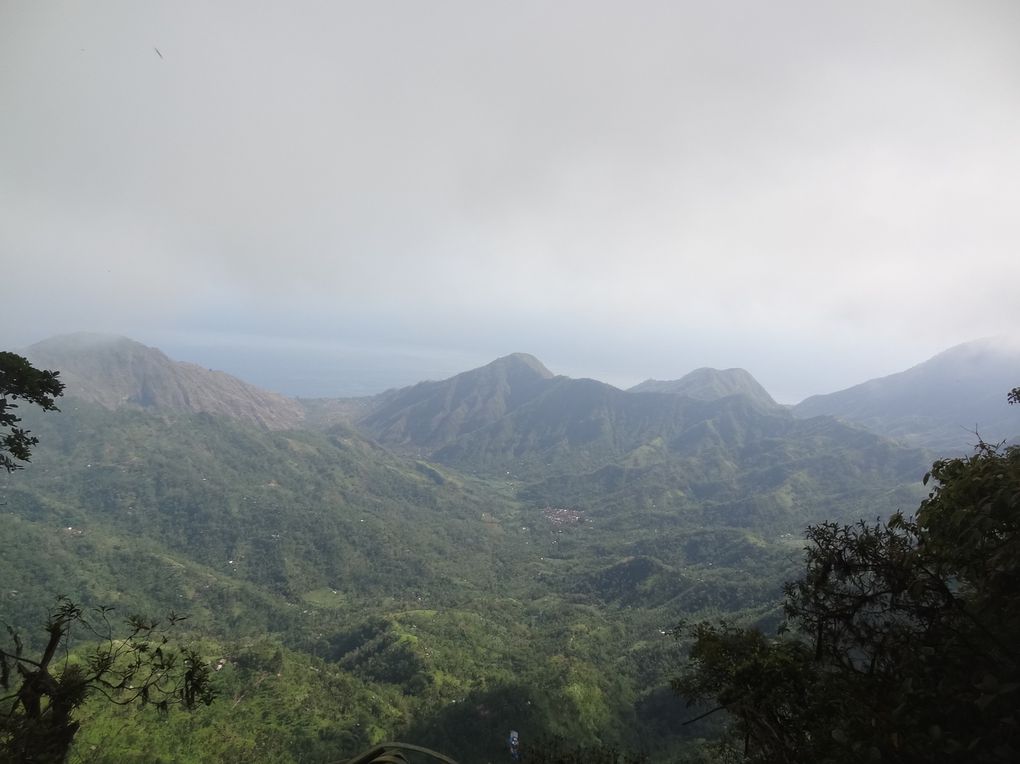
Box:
[154,46,163,59]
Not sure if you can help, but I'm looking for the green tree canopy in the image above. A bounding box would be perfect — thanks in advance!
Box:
[0,351,64,472]
[674,398,1020,762]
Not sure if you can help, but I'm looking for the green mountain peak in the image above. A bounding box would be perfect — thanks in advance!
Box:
[628,367,777,409]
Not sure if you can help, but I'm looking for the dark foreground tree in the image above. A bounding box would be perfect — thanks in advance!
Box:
[0,351,64,472]
[674,407,1020,762]
[525,737,649,764]
[1,598,215,763]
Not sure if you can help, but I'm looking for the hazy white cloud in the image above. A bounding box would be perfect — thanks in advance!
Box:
[2,0,1019,401]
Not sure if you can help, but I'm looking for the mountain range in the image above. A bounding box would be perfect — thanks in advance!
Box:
[793,337,1020,452]
[21,334,948,532]
[23,333,1017,456]
[4,331,1017,761]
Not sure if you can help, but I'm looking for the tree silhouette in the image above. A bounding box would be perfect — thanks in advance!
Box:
[0,351,64,473]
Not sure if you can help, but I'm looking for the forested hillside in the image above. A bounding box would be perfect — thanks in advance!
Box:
[0,336,972,762]
[3,400,796,761]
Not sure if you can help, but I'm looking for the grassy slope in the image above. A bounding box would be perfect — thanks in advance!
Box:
[2,399,922,762]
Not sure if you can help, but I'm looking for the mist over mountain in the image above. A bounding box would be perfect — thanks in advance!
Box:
[24,333,306,430]
[793,337,1020,452]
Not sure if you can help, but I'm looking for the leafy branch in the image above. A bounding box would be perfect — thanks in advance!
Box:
[1,597,215,764]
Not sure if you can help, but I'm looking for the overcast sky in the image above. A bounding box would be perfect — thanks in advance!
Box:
[2,1,1018,401]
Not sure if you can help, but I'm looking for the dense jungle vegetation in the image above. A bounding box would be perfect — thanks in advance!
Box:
[2,348,1016,762]
[675,436,1020,762]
